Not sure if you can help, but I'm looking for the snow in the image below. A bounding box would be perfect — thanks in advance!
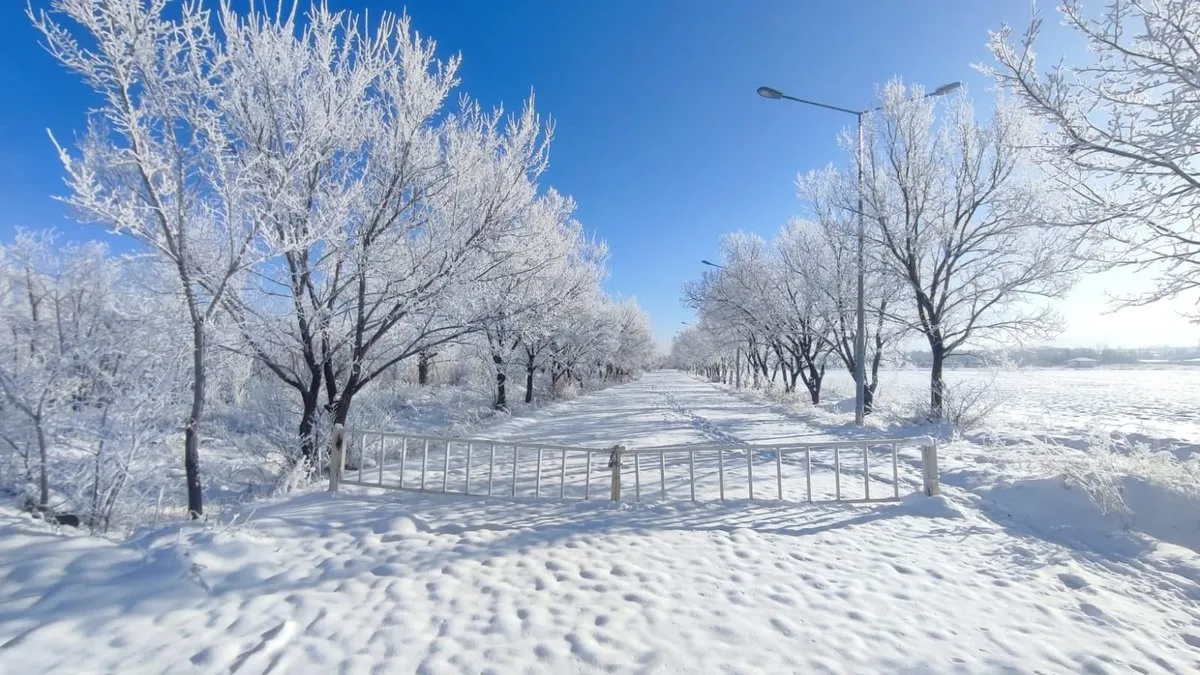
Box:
[841,367,1200,448]
[3,371,1200,673]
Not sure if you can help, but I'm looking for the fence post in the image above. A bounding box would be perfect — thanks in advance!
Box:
[328,423,345,492]
[922,438,940,496]
[609,445,624,502]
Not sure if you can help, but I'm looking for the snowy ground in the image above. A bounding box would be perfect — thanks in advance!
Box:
[833,366,1200,449]
[3,371,1200,673]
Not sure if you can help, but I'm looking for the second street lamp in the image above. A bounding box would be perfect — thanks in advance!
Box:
[757,81,961,426]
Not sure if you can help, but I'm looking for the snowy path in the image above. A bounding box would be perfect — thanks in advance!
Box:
[486,370,834,448]
[360,371,915,503]
[3,372,1200,673]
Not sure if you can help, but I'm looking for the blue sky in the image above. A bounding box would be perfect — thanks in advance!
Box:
[2,1,1196,349]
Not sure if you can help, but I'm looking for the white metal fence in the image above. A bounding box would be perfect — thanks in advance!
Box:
[328,425,940,503]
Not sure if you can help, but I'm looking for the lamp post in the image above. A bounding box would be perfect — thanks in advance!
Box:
[756,81,960,425]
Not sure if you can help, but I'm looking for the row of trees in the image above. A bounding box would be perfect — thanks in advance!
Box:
[678,0,1200,419]
[677,221,901,410]
[677,82,1079,417]
[1,1,654,523]
[0,234,189,530]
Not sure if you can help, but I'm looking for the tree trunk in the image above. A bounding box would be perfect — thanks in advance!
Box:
[332,387,354,426]
[417,350,430,386]
[89,430,103,531]
[805,364,823,405]
[525,360,535,404]
[864,332,885,415]
[35,419,48,508]
[184,319,205,519]
[298,388,320,471]
[929,343,946,420]
[493,353,507,410]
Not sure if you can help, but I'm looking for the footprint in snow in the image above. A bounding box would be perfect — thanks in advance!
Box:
[1057,572,1089,590]
[228,621,295,674]
[1078,602,1112,623]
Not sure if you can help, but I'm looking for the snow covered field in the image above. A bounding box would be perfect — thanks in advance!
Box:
[3,371,1200,673]
[827,366,1200,449]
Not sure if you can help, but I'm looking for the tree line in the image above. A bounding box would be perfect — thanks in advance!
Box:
[1,1,654,526]
[674,0,1200,419]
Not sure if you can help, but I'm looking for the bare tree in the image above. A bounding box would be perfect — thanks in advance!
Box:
[214,3,412,469]
[0,232,83,508]
[776,211,905,413]
[474,190,600,410]
[204,4,564,460]
[858,81,1082,418]
[319,98,555,428]
[683,233,832,401]
[986,0,1200,314]
[34,0,262,517]
[0,232,183,529]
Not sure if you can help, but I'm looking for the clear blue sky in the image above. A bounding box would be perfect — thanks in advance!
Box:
[3,1,1194,348]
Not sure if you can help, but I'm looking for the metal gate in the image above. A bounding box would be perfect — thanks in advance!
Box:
[329,426,940,503]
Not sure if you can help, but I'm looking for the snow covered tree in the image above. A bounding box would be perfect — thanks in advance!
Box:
[604,299,656,381]
[669,321,739,383]
[986,0,1200,314]
[684,232,831,400]
[538,294,654,395]
[76,261,188,533]
[793,169,909,413]
[212,3,429,468]
[514,237,608,405]
[0,232,108,508]
[0,232,184,529]
[856,81,1082,418]
[316,95,557,428]
[471,189,602,409]
[543,291,612,393]
[34,0,264,517]
[167,3,573,463]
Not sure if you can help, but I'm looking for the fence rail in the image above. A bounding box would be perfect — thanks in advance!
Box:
[328,425,940,504]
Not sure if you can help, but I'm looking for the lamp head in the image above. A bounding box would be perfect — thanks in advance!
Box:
[932,81,962,96]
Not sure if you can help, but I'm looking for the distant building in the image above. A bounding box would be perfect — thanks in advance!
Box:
[1065,357,1099,369]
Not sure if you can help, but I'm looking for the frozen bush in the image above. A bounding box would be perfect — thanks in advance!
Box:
[1041,433,1200,518]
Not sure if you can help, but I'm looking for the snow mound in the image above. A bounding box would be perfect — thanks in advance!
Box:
[372,515,421,536]
[985,476,1200,555]
[894,492,968,519]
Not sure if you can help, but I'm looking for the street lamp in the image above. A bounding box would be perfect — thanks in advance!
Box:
[757,80,961,426]
[700,259,724,269]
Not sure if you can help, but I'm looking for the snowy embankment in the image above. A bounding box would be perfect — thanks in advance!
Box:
[729,368,1200,556]
[3,371,1200,673]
